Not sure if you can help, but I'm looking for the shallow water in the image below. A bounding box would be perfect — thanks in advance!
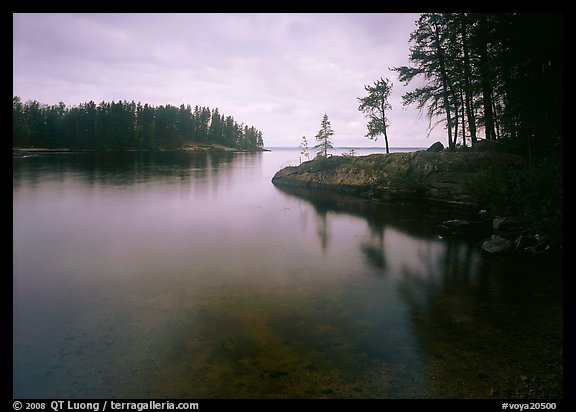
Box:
[13,148,562,398]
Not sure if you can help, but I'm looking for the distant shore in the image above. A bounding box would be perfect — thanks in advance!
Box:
[13,144,270,155]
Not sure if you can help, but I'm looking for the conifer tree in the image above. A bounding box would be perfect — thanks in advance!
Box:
[314,114,334,158]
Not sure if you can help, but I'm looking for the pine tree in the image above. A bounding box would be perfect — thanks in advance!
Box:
[299,136,310,163]
[392,13,459,150]
[314,114,334,158]
[358,77,393,154]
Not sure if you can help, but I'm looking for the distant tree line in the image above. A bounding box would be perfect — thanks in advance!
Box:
[393,13,562,157]
[12,97,264,150]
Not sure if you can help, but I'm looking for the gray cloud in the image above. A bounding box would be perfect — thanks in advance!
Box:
[13,13,444,147]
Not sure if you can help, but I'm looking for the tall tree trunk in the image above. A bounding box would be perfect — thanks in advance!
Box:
[479,14,496,140]
[383,128,389,154]
[381,101,390,154]
[460,89,467,147]
[460,14,477,145]
[432,14,455,150]
[492,94,501,140]
[448,81,465,147]
[452,89,459,145]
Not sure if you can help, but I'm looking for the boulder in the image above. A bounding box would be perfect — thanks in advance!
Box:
[514,234,552,255]
[427,141,444,152]
[481,235,512,254]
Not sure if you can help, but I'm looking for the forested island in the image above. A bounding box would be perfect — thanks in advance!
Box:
[12,98,265,152]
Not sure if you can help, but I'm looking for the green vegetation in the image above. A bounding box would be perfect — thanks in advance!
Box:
[309,153,333,168]
[357,77,393,154]
[313,114,334,158]
[12,97,264,151]
[300,136,310,162]
[467,155,563,237]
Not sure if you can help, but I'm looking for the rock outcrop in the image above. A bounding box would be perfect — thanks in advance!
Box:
[272,151,524,207]
[426,141,445,152]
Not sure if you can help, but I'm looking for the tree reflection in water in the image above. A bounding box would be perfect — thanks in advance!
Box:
[275,184,562,398]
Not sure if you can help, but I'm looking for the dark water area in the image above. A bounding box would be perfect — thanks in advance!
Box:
[13,149,563,398]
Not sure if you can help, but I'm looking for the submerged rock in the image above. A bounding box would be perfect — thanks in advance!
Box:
[442,219,471,228]
[514,234,552,255]
[481,235,512,254]
[480,232,553,256]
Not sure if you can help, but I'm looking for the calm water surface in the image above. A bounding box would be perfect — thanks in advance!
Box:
[13,149,563,398]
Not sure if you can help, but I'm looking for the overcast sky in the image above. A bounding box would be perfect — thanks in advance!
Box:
[13,13,444,148]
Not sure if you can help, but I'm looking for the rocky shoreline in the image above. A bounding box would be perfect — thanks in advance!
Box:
[272,149,558,256]
[272,149,524,206]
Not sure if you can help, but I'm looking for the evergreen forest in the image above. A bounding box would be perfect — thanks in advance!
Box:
[13,98,265,151]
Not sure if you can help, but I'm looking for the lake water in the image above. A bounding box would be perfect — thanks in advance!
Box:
[13,148,563,399]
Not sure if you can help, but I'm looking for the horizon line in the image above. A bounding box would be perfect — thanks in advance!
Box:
[264,146,427,149]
